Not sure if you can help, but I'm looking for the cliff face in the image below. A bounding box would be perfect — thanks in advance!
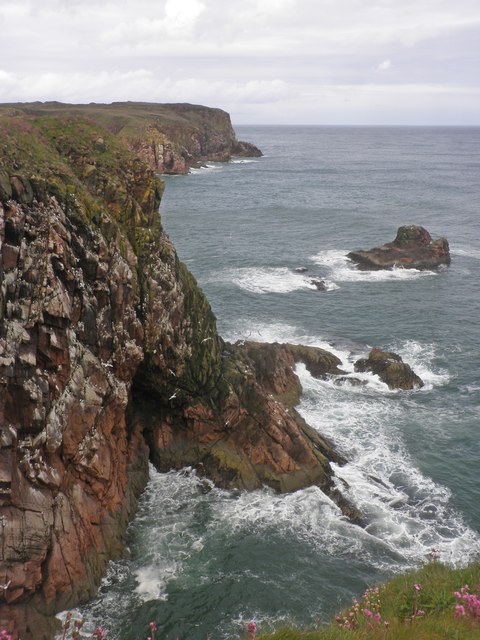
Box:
[0,107,348,639]
[0,102,262,175]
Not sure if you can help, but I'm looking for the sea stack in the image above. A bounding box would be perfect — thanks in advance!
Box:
[347,225,451,270]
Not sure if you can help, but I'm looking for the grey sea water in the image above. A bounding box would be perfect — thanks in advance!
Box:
[71,126,480,639]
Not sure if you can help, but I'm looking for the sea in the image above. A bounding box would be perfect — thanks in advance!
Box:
[67,126,480,639]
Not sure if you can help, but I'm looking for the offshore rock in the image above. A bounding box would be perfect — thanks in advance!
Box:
[354,348,424,390]
[347,225,451,270]
[0,109,353,638]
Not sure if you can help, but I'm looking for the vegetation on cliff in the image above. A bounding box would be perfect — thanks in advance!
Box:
[0,105,350,639]
[258,562,480,640]
[0,102,262,175]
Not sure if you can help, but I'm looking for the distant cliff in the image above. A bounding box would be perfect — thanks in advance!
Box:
[0,101,262,174]
[0,105,350,639]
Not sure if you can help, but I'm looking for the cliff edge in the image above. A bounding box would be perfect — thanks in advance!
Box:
[0,107,349,639]
[0,102,262,175]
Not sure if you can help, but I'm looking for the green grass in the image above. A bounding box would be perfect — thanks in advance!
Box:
[258,563,480,640]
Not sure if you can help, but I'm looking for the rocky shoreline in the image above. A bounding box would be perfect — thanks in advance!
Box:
[0,104,425,638]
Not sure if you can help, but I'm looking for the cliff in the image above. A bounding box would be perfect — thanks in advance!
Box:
[0,107,348,639]
[0,102,262,175]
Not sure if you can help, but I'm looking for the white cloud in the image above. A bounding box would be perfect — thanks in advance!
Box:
[377,59,392,71]
[0,0,479,123]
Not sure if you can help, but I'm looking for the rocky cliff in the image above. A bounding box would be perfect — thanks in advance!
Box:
[0,102,262,175]
[0,107,352,638]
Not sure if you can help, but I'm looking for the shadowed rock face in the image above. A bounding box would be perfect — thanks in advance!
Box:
[347,225,450,270]
[136,340,351,496]
[0,109,352,638]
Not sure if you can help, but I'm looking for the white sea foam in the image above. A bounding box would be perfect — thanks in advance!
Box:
[130,468,211,602]
[189,163,223,174]
[310,249,438,282]
[452,245,480,259]
[391,339,450,389]
[230,158,260,164]
[295,364,479,566]
[218,266,338,294]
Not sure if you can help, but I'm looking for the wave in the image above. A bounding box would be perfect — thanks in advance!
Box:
[296,364,479,567]
[215,266,338,294]
[230,158,261,164]
[452,245,480,260]
[389,339,450,389]
[310,250,439,282]
[189,163,223,174]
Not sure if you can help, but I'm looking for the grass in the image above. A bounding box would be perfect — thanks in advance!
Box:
[2,562,477,639]
[258,562,480,640]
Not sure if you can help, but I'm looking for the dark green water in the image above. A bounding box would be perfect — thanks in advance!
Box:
[70,126,480,639]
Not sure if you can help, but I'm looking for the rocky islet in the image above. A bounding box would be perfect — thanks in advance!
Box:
[347,224,451,270]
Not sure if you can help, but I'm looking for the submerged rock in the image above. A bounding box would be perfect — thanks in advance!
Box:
[347,225,450,270]
[354,348,424,390]
[310,277,328,291]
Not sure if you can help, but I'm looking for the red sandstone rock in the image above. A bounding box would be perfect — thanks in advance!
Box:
[347,225,451,270]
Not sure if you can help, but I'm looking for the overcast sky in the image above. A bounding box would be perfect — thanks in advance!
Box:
[1,0,479,124]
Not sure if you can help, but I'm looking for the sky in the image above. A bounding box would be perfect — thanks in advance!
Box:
[0,0,479,124]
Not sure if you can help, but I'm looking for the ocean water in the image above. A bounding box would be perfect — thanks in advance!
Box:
[70,126,480,639]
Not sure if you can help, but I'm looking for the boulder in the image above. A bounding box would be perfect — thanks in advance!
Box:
[347,225,450,270]
[354,348,424,390]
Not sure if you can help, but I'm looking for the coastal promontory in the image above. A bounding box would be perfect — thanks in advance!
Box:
[0,103,353,638]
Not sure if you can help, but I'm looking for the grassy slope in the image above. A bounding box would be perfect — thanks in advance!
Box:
[0,101,236,162]
[259,563,480,640]
[0,110,164,240]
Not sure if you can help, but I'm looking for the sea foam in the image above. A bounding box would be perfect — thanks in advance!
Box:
[219,266,338,294]
[310,249,439,283]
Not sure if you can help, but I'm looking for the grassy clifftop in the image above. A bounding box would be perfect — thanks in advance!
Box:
[0,101,262,174]
[0,110,163,235]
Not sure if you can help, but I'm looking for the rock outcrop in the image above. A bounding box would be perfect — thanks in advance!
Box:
[0,102,262,175]
[135,340,348,495]
[347,225,450,270]
[0,109,348,638]
[354,348,424,390]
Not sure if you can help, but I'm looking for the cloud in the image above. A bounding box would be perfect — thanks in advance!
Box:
[0,0,479,123]
[0,68,288,107]
[377,59,392,71]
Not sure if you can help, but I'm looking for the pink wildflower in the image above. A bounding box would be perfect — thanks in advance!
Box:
[373,612,381,624]
[455,604,466,618]
[0,631,13,640]
[363,608,372,618]
[414,583,421,592]
[246,621,257,639]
